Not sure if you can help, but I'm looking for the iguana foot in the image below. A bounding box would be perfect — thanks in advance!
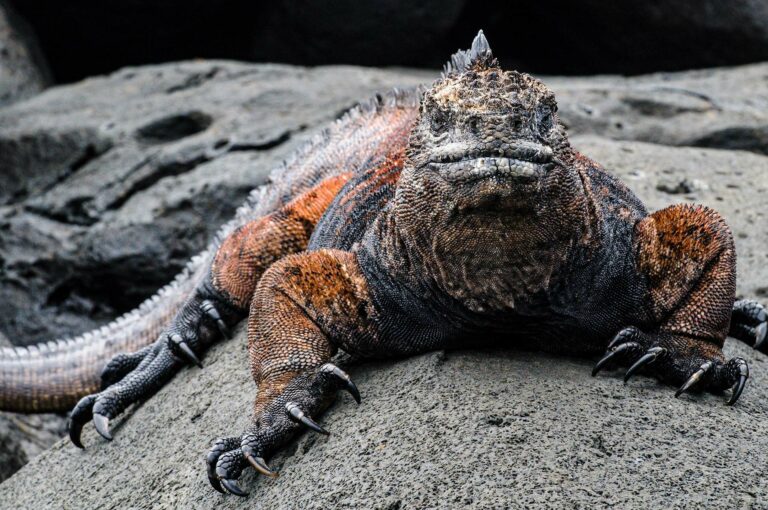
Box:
[68,279,241,448]
[206,363,360,497]
[68,339,182,447]
[730,298,767,351]
[591,326,749,405]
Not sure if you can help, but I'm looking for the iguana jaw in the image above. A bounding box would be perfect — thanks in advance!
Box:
[426,140,553,183]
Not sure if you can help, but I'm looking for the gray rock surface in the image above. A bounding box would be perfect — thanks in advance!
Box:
[1,137,767,508]
[550,63,768,155]
[0,62,429,346]
[0,0,48,106]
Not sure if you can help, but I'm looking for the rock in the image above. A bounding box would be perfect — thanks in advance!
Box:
[0,0,48,106]
[2,60,768,497]
[548,63,768,155]
[0,62,430,346]
[0,412,66,484]
[1,137,766,508]
[8,1,768,82]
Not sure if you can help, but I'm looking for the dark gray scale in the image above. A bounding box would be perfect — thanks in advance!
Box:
[308,158,404,252]
[547,163,652,350]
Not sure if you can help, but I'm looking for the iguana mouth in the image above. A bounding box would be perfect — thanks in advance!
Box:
[429,156,548,183]
[426,141,553,183]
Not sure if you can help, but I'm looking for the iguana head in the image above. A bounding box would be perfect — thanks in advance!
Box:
[393,31,591,313]
[406,30,569,188]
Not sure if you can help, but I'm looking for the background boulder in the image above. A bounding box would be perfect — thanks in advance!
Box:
[0,0,49,105]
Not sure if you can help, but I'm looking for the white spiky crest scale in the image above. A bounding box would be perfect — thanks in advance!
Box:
[442,30,496,78]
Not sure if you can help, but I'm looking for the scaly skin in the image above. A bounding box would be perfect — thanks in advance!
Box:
[4,31,767,496]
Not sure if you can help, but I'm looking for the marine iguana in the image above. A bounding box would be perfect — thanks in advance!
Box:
[0,31,766,496]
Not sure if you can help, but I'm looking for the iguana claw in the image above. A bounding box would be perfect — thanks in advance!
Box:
[220,478,248,497]
[68,394,96,449]
[755,323,768,350]
[726,358,749,406]
[68,422,85,449]
[623,347,665,384]
[675,361,714,398]
[594,326,750,405]
[286,402,330,435]
[168,333,203,368]
[243,448,278,477]
[320,363,361,403]
[202,300,231,339]
[591,341,640,377]
[92,413,112,440]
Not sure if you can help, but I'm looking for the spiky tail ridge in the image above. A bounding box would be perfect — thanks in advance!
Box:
[0,87,423,413]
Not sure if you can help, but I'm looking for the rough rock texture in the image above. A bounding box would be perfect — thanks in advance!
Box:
[550,64,768,155]
[0,0,49,105]
[0,62,429,346]
[1,136,767,508]
[7,0,768,82]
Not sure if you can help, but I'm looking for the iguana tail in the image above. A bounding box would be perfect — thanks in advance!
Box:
[0,263,201,412]
[0,87,423,413]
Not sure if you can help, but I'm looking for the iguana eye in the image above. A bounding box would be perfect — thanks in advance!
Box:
[467,116,481,134]
[430,110,449,134]
[538,108,554,134]
[508,115,524,131]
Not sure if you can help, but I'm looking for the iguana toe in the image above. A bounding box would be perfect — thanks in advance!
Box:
[730,298,768,351]
[206,436,240,493]
[214,449,250,496]
[99,345,154,390]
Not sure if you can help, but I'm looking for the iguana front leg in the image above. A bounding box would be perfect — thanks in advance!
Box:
[206,249,374,496]
[68,174,351,447]
[592,204,755,403]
